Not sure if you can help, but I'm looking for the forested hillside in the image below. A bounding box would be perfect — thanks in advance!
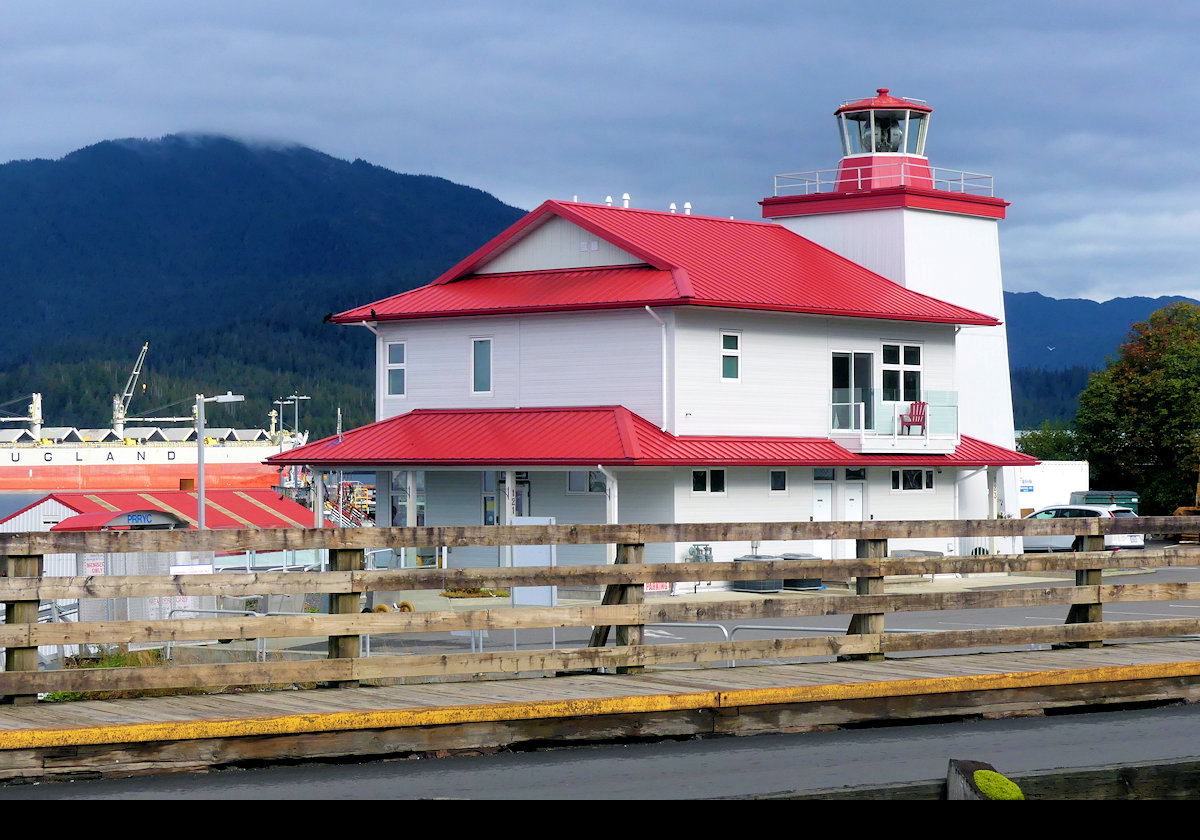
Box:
[0,135,525,435]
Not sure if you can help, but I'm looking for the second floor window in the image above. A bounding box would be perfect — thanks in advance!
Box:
[386,342,406,397]
[721,332,741,381]
[882,343,921,403]
[472,338,492,395]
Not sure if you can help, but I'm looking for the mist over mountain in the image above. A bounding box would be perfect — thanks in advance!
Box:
[0,134,1186,435]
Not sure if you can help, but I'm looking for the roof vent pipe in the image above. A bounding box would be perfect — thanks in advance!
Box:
[572,195,578,202]
[684,202,692,215]
[622,193,630,208]
[669,203,677,213]
[605,195,613,206]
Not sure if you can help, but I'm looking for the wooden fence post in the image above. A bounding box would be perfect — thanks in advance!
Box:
[614,543,645,675]
[845,538,887,661]
[1064,534,1105,648]
[3,553,43,705]
[326,548,364,687]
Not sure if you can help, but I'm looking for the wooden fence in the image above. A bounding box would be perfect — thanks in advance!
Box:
[3,516,1200,705]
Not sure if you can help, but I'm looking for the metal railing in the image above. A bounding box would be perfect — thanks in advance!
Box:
[775,165,994,197]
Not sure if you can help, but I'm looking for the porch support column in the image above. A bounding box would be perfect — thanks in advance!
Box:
[504,469,517,568]
[597,465,618,564]
[406,468,418,567]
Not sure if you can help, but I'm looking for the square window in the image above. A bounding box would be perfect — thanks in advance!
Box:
[568,471,587,493]
[692,469,725,494]
[770,470,787,492]
[722,334,739,351]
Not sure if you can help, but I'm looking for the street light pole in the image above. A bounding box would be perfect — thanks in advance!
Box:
[196,391,245,529]
[287,394,310,437]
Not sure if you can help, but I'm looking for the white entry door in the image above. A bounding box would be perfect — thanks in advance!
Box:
[837,482,865,558]
[812,483,833,559]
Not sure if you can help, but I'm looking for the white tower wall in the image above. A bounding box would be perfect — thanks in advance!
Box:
[774,206,1018,520]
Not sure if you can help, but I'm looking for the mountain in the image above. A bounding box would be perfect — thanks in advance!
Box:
[1003,291,1198,371]
[0,134,525,435]
[1003,291,1200,427]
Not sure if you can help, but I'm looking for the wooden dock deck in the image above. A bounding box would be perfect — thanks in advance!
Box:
[4,639,1200,781]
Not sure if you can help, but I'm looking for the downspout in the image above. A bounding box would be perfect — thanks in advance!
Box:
[644,306,668,431]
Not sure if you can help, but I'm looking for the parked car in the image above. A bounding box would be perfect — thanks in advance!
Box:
[1021,505,1144,551]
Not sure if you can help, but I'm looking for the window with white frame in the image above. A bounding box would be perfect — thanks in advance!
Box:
[769,469,787,493]
[471,337,492,395]
[567,470,607,494]
[882,343,921,403]
[721,331,740,381]
[692,468,726,494]
[891,468,935,492]
[386,341,406,397]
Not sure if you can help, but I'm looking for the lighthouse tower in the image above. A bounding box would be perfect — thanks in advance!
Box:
[762,89,1018,520]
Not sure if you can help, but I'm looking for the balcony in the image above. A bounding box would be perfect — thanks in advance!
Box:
[829,389,959,454]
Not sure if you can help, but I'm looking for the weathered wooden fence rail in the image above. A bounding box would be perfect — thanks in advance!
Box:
[3,516,1200,705]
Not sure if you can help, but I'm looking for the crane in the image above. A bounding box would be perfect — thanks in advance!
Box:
[112,342,149,436]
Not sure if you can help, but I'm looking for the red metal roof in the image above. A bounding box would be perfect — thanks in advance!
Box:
[835,88,933,115]
[268,406,1034,469]
[333,201,999,327]
[0,489,315,530]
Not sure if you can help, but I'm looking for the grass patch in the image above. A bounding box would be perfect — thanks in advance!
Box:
[440,588,511,599]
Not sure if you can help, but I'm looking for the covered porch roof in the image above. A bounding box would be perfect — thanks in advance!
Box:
[267,406,1035,470]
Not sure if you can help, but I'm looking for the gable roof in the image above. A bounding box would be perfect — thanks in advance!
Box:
[0,489,314,530]
[333,201,1000,327]
[268,406,1034,469]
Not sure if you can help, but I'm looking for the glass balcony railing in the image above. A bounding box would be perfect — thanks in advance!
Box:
[830,390,958,438]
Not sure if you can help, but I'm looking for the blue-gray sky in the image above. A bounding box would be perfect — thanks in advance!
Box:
[2,1,1197,302]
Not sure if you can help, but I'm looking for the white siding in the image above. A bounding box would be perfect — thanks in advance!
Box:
[376,310,664,424]
[614,468,674,565]
[672,308,956,437]
[476,216,644,274]
[528,471,606,566]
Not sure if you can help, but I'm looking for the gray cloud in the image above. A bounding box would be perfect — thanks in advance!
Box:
[1,1,1197,300]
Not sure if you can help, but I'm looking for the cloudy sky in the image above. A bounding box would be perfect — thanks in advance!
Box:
[1,1,1197,302]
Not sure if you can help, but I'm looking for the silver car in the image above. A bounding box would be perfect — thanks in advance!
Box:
[1021,504,1145,551]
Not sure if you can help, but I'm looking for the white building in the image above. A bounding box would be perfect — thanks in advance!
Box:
[272,89,1033,570]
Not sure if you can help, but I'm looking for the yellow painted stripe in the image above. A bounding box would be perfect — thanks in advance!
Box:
[0,692,717,750]
[235,491,307,528]
[3,660,1200,751]
[83,495,121,512]
[198,497,258,529]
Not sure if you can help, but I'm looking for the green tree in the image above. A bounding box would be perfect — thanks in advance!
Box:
[1017,419,1080,461]
[1074,302,1200,514]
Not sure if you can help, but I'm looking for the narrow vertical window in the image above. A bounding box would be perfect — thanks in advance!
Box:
[721,332,741,381]
[386,342,406,397]
[472,338,492,395]
[769,470,787,493]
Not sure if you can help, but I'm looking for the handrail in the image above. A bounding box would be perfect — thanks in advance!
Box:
[2,518,1200,704]
[0,514,1181,555]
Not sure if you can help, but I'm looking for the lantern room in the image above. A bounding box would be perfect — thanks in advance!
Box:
[833,88,934,191]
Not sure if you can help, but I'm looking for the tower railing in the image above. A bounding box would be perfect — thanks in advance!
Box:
[774,165,994,197]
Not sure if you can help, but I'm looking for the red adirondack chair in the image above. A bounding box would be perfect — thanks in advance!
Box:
[900,401,928,435]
